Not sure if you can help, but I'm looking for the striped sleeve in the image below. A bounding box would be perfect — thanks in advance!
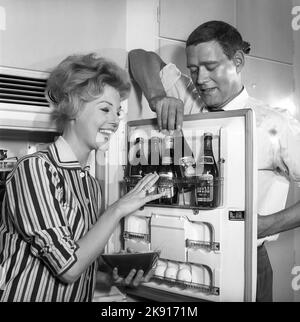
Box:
[5,155,78,276]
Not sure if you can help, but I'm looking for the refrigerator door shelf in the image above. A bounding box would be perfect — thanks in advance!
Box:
[124,215,150,235]
[186,239,220,252]
[123,231,150,243]
[123,237,151,253]
[185,220,217,252]
[124,175,224,210]
[150,262,219,298]
[187,248,221,269]
[150,214,186,262]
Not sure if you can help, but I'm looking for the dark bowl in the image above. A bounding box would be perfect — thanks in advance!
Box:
[101,251,160,278]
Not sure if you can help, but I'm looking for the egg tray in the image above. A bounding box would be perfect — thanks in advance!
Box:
[152,275,219,296]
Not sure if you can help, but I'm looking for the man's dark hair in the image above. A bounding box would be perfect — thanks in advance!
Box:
[186,20,251,59]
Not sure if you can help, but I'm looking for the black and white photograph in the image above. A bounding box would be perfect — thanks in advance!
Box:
[0,0,300,307]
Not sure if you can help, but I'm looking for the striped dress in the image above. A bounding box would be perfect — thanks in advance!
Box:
[0,137,102,301]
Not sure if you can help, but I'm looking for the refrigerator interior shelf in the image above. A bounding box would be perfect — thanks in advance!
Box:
[123,231,150,243]
[0,159,17,172]
[186,239,220,251]
[152,275,220,296]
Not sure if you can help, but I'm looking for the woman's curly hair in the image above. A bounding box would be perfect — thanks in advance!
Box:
[45,53,131,131]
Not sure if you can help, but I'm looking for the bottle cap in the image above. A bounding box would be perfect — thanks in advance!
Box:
[135,137,144,143]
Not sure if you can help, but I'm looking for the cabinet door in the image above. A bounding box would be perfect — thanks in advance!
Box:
[158,39,188,74]
[0,0,127,70]
[159,0,236,41]
[242,56,294,109]
[237,0,293,64]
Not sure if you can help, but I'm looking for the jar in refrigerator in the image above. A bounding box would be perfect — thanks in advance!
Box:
[179,156,196,178]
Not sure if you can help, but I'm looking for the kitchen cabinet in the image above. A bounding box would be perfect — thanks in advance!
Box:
[237,0,293,64]
[159,0,236,41]
[242,56,294,109]
[0,0,127,71]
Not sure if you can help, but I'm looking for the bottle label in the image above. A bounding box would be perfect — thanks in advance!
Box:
[164,137,174,149]
[159,172,174,179]
[196,174,214,202]
[162,156,173,164]
[198,156,214,165]
[158,185,174,198]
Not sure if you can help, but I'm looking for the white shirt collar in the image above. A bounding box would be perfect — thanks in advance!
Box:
[222,87,250,111]
[48,136,82,169]
[55,136,79,163]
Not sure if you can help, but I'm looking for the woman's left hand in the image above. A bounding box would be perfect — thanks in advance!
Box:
[112,267,155,288]
[111,172,163,219]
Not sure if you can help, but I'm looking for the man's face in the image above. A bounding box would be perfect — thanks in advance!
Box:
[186,40,241,110]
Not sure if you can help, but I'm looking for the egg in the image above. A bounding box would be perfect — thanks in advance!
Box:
[155,264,166,277]
[164,266,178,279]
[177,268,192,283]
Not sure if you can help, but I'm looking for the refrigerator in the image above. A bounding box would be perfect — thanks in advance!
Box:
[106,109,258,302]
[0,65,257,302]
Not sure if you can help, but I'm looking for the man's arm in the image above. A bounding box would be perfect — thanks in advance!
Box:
[128,49,166,103]
[258,200,300,238]
[128,49,184,131]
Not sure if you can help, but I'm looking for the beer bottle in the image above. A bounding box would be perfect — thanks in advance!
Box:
[195,132,219,208]
[158,135,178,205]
[145,136,161,203]
[129,137,147,179]
[143,136,161,175]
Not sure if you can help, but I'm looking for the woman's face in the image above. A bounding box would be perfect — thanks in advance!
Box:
[74,84,121,152]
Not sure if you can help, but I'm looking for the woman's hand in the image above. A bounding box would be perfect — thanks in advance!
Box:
[111,172,163,218]
[112,267,155,288]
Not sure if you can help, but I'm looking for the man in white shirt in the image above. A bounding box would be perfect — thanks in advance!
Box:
[128,20,300,301]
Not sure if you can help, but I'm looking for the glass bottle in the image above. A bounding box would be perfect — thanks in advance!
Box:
[145,136,161,202]
[195,132,219,208]
[127,137,147,192]
[158,135,178,205]
[144,136,161,175]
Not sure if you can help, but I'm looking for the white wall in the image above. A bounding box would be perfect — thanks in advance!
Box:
[126,0,158,122]
[0,0,127,70]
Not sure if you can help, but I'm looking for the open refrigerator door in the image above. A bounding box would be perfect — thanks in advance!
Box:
[104,108,257,302]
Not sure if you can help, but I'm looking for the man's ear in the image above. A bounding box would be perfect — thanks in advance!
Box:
[233,50,245,73]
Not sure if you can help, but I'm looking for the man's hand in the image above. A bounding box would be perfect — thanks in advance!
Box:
[148,96,184,132]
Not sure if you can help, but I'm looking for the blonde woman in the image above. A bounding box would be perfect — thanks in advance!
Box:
[0,53,161,302]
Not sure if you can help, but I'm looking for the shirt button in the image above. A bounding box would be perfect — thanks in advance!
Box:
[80,172,85,178]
